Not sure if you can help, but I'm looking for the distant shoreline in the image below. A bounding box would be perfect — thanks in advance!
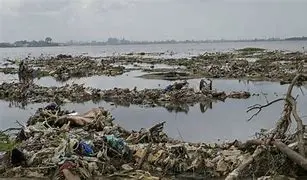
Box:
[1,38,307,48]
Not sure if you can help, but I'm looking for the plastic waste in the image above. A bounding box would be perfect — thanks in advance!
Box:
[104,134,129,155]
[78,142,94,156]
[44,103,58,111]
[164,85,173,92]
[68,112,78,116]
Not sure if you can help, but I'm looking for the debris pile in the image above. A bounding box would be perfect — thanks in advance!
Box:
[1,55,125,81]
[33,55,125,81]
[1,50,307,84]
[134,50,307,83]
[0,104,299,179]
[0,82,102,104]
[0,81,251,107]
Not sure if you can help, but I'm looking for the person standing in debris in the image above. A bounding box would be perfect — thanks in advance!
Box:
[18,60,34,84]
[199,79,205,91]
[199,79,212,92]
[18,60,26,83]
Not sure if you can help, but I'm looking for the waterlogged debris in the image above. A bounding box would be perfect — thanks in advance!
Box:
[0,81,253,109]
[1,50,307,83]
[139,71,198,80]
[1,50,306,86]
[2,55,126,81]
[164,80,188,92]
[130,50,307,83]
[236,47,266,54]
[0,67,18,74]
[227,91,251,99]
[0,105,302,179]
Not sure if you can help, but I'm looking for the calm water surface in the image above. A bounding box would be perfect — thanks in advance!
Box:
[1,77,306,143]
[1,41,307,61]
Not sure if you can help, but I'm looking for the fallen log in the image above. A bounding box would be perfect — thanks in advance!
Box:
[225,146,265,180]
[273,140,307,171]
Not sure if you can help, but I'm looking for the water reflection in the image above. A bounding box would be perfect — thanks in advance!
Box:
[34,70,173,90]
[1,92,306,143]
[1,73,307,142]
[200,101,213,113]
[8,101,28,109]
[33,70,306,96]
[165,103,190,114]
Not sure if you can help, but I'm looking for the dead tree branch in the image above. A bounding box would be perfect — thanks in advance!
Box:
[247,98,284,121]
[0,127,22,133]
[287,94,305,157]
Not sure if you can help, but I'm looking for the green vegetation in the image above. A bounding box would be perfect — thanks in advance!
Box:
[0,37,59,48]
[0,132,16,151]
[236,47,266,52]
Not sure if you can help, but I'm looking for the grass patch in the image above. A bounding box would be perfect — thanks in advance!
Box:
[236,47,266,52]
[0,132,17,151]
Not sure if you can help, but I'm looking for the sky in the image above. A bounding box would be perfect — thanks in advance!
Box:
[0,0,306,42]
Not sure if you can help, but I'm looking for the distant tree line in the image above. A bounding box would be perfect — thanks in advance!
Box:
[64,36,307,46]
[285,36,307,41]
[1,36,307,48]
[0,37,59,48]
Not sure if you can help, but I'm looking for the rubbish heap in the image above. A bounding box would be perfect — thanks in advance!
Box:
[0,103,300,179]
[0,81,251,107]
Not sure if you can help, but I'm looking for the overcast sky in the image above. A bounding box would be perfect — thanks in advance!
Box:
[0,0,306,42]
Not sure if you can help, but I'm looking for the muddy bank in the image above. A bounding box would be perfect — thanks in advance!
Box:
[0,105,300,179]
[0,82,251,111]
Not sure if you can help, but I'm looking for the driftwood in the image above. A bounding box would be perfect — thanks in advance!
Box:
[273,140,307,170]
[225,146,265,180]
[137,142,152,169]
[128,121,166,144]
[227,71,307,179]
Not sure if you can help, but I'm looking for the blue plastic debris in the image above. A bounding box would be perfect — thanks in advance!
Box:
[79,142,94,156]
[164,85,173,92]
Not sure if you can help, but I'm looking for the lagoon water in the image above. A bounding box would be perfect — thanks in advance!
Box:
[1,41,307,61]
[1,41,307,142]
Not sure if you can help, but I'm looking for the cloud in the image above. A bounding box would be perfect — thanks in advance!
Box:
[0,0,306,42]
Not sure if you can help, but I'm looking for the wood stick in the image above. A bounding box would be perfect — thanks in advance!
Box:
[287,96,305,157]
[225,146,264,180]
[273,140,307,170]
[137,142,152,169]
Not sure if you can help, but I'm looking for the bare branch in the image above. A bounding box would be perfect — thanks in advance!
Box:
[0,127,22,133]
[15,120,25,128]
[246,98,284,121]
